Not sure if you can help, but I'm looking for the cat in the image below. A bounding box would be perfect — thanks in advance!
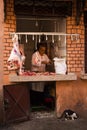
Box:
[58,109,78,121]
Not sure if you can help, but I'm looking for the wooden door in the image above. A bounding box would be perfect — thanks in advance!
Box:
[3,83,30,123]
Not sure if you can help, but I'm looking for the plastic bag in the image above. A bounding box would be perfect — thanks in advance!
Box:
[53,57,66,74]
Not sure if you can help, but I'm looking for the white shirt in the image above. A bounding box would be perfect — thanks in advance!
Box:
[31,51,50,92]
[31,51,50,72]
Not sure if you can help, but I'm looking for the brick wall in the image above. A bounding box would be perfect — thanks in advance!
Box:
[3,0,85,77]
[66,1,84,73]
[0,0,4,123]
[4,0,16,76]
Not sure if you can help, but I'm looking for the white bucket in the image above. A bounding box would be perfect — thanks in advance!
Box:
[53,57,66,74]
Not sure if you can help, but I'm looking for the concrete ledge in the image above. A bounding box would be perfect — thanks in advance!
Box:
[80,73,87,80]
[9,73,77,82]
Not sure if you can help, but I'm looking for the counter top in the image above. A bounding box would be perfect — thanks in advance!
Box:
[9,73,77,82]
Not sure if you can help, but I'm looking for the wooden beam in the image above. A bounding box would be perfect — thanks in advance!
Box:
[76,0,85,25]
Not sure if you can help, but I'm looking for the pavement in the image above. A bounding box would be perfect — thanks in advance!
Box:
[0,112,87,130]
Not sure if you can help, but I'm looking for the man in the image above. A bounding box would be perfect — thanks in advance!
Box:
[31,42,51,106]
[31,42,51,73]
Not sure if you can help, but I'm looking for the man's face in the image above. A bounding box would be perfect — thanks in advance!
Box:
[39,46,46,56]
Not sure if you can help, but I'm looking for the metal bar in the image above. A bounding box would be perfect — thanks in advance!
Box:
[10,32,79,36]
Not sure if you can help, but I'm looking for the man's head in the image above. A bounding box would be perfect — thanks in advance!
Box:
[38,42,47,56]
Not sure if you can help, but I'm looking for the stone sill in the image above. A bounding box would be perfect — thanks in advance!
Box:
[9,73,77,83]
[80,73,87,80]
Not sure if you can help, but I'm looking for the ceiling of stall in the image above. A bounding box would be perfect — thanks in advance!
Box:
[4,0,86,25]
[14,0,72,17]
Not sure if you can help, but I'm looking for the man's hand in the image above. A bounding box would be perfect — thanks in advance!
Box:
[41,60,52,65]
[41,61,48,64]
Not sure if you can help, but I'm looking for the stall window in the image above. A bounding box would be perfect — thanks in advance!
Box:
[16,16,66,70]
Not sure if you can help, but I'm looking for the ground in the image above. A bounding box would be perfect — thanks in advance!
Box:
[0,111,87,130]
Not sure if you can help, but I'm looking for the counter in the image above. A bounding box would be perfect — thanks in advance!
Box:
[9,73,77,82]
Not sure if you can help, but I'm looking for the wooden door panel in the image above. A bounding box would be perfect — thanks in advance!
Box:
[4,84,30,123]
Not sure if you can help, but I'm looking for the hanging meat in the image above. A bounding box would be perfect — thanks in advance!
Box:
[7,34,25,74]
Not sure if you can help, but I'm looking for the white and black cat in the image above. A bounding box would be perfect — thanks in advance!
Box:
[58,109,78,120]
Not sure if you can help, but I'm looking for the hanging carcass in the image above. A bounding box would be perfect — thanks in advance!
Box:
[7,34,25,74]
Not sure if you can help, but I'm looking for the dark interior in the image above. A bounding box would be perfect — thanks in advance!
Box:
[30,82,56,111]
[16,17,66,112]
